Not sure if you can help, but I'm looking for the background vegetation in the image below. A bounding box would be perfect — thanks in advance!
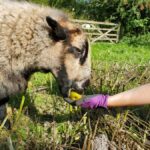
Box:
[0,42,149,149]
[27,0,150,36]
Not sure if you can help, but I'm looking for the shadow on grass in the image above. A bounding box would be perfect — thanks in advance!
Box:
[8,92,85,124]
[8,89,149,127]
[7,64,150,132]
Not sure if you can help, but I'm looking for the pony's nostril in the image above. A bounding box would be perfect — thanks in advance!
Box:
[77,88,84,94]
[60,86,70,97]
[82,79,90,88]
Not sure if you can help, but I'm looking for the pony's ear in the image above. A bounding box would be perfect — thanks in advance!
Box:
[46,16,67,41]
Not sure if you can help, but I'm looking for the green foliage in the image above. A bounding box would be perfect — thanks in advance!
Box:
[27,0,49,5]
[47,0,87,18]
[121,33,150,46]
[117,0,150,35]
[26,0,150,36]
[85,0,150,36]
[31,0,150,36]
[0,42,149,149]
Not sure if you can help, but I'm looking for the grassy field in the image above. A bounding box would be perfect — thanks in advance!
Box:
[92,42,150,65]
[0,42,150,149]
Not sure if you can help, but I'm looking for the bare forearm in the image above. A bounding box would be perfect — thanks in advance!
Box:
[107,84,150,107]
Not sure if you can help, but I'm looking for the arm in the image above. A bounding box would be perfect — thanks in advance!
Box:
[76,84,150,109]
[107,84,150,107]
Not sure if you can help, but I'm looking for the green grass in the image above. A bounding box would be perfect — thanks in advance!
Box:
[92,42,150,65]
[0,42,150,149]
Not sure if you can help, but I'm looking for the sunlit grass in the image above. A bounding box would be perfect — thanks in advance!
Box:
[92,42,150,65]
[0,42,150,149]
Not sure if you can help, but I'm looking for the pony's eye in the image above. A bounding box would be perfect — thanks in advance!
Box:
[74,47,81,53]
[68,46,82,58]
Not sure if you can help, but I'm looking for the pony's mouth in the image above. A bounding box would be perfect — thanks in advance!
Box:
[68,90,82,100]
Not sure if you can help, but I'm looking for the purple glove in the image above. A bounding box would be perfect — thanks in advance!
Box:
[76,94,109,109]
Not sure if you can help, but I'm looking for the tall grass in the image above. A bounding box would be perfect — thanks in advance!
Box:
[0,42,149,149]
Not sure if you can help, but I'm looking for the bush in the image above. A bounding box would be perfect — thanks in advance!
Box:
[121,33,150,47]
[85,0,150,36]
[17,0,150,38]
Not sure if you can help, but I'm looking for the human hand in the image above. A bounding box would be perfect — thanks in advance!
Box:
[76,94,109,109]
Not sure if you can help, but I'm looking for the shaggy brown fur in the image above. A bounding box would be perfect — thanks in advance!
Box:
[0,0,91,107]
